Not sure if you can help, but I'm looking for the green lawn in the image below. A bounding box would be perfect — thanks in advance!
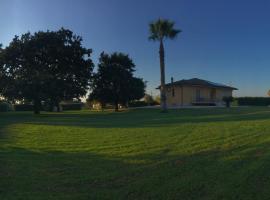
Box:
[1,107,270,200]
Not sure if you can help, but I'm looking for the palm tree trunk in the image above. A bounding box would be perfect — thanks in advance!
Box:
[159,39,167,112]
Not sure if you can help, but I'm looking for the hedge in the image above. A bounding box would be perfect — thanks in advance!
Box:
[13,103,83,111]
[0,102,13,112]
[129,101,148,107]
[237,97,270,106]
[129,101,159,107]
[14,104,34,111]
[61,103,83,111]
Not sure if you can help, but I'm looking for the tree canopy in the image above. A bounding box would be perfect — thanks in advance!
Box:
[89,52,145,111]
[0,28,94,114]
[149,18,181,42]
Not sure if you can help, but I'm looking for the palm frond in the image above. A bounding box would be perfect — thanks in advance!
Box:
[148,22,159,41]
[148,18,182,41]
[168,29,182,39]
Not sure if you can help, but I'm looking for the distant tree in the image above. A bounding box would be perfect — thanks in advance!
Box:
[267,90,270,97]
[154,95,161,105]
[223,96,234,108]
[144,94,154,105]
[0,29,94,114]
[89,52,145,111]
[149,18,181,112]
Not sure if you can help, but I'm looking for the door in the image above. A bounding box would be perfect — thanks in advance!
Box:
[196,89,201,102]
[210,89,216,101]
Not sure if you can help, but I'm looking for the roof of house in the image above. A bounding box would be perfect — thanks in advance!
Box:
[157,78,238,90]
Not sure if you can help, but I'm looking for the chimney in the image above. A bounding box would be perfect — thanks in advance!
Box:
[171,77,174,84]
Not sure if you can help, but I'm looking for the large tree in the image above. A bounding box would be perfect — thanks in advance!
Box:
[89,52,145,111]
[149,19,181,112]
[0,28,94,114]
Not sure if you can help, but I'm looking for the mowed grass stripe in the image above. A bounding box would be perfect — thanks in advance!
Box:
[1,107,270,199]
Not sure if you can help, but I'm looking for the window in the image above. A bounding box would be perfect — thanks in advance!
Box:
[172,88,175,97]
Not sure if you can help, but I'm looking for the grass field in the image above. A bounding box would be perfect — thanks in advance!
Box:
[1,107,270,200]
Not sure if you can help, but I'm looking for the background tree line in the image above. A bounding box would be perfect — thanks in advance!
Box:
[0,28,145,113]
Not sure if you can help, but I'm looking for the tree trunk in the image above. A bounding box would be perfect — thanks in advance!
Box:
[49,101,54,112]
[115,101,119,112]
[56,102,61,112]
[33,98,41,114]
[101,102,105,111]
[159,39,167,112]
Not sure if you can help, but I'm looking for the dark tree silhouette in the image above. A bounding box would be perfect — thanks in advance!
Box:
[149,19,181,112]
[0,44,3,97]
[0,28,94,114]
[89,52,145,111]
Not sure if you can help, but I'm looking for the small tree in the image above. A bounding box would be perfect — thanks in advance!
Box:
[89,52,145,111]
[223,96,233,108]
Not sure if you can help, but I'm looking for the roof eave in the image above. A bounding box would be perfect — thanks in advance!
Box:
[156,84,238,90]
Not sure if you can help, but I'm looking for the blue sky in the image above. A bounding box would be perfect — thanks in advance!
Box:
[1,0,270,97]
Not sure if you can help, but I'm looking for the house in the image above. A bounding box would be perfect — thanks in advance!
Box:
[157,78,237,107]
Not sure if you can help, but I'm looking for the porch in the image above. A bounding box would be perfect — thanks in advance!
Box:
[191,97,218,106]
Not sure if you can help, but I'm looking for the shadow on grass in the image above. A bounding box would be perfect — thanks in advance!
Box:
[1,107,270,199]
[1,141,270,200]
[4,107,270,129]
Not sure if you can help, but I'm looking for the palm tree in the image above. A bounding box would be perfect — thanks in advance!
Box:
[149,19,181,112]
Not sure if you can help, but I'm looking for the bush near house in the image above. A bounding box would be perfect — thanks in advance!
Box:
[223,96,234,108]
[237,97,270,106]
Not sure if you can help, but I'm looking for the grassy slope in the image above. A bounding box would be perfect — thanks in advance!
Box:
[1,107,270,200]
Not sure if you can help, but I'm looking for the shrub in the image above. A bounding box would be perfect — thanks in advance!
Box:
[129,101,148,107]
[237,97,270,106]
[14,104,34,111]
[14,102,84,112]
[129,100,160,108]
[61,103,83,111]
[222,96,234,108]
[0,101,13,112]
[150,100,160,106]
